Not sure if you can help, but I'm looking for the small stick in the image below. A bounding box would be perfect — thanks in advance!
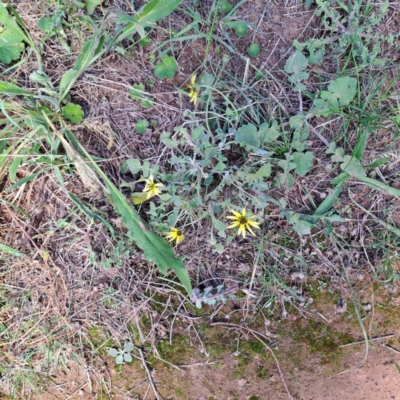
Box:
[137,347,164,400]
[339,334,394,348]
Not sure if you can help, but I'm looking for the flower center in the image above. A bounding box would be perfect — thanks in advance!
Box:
[238,216,248,225]
[176,230,183,237]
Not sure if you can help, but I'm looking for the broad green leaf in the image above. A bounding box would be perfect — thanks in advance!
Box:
[37,16,55,33]
[129,84,145,101]
[107,348,119,358]
[321,77,357,109]
[129,84,154,108]
[294,219,312,236]
[136,119,149,134]
[340,155,366,178]
[138,0,183,27]
[235,123,258,147]
[258,122,280,142]
[0,24,24,65]
[292,151,314,176]
[284,51,308,74]
[124,158,142,175]
[62,103,84,124]
[154,55,177,79]
[124,342,134,352]
[84,0,101,15]
[255,163,271,179]
[0,80,31,96]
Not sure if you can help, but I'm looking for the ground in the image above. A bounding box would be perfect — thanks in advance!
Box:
[1,0,400,399]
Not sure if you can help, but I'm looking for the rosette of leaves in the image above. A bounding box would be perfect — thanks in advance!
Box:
[107,342,134,365]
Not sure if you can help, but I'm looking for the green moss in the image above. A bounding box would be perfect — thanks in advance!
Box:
[157,334,194,365]
[87,326,112,353]
[291,319,353,364]
[249,396,261,400]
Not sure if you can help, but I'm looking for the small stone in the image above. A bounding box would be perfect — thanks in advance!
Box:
[238,378,247,387]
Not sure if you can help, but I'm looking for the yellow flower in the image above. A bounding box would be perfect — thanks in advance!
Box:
[187,74,199,105]
[165,227,184,245]
[226,208,260,238]
[143,175,164,199]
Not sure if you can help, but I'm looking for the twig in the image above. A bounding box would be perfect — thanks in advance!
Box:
[339,334,394,348]
[137,347,164,400]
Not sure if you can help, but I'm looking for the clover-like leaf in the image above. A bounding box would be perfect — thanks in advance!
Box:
[292,151,314,176]
[107,348,119,358]
[136,119,149,134]
[154,55,177,79]
[61,103,84,124]
[124,342,134,353]
[0,26,25,64]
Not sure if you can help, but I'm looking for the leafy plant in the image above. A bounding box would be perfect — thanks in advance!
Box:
[130,84,154,108]
[247,43,260,57]
[61,103,84,124]
[136,119,149,134]
[107,342,134,365]
[154,54,178,79]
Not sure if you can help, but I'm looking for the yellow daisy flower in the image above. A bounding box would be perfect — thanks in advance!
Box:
[187,74,199,105]
[143,175,164,199]
[165,227,184,245]
[226,208,260,238]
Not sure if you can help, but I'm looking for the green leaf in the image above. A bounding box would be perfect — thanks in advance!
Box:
[129,84,145,101]
[0,80,31,96]
[340,155,366,178]
[319,77,357,112]
[220,2,233,13]
[62,103,84,124]
[37,16,55,33]
[247,43,260,57]
[235,123,258,147]
[0,24,25,64]
[138,0,183,28]
[129,84,154,108]
[84,0,101,15]
[0,244,24,257]
[154,55,177,79]
[292,151,314,176]
[359,177,400,197]
[124,158,142,175]
[136,119,149,134]
[284,51,308,74]
[107,348,119,358]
